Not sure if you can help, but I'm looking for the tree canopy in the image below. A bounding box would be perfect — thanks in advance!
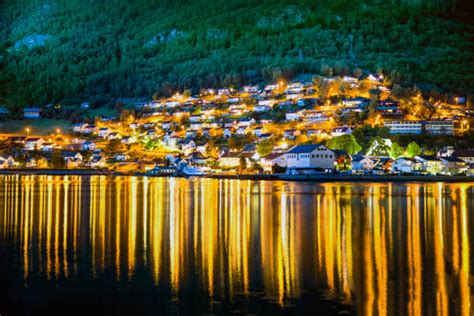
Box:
[325,134,361,155]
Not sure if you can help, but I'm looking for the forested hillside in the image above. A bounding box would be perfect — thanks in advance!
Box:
[0,0,473,109]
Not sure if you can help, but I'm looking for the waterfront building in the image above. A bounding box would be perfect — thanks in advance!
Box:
[285,144,335,171]
[415,155,443,175]
[392,157,422,174]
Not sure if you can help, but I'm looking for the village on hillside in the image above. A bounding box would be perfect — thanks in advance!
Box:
[0,74,473,177]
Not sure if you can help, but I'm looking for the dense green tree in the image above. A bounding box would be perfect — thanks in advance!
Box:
[389,142,404,159]
[325,134,361,155]
[0,0,471,110]
[256,139,273,157]
[51,150,65,169]
[367,136,391,156]
[406,141,422,157]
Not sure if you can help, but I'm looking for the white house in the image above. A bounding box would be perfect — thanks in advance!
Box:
[82,141,96,151]
[223,128,232,138]
[451,150,474,165]
[0,155,16,169]
[284,129,300,140]
[83,125,97,135]
[114,153,128,161]
[90,156,107,168]
[351,155,376,174]
[285,112,301,121]
[238,118,256,127]
[98,127,111,138]
[253,105,271,112]
[161,121,172,130]
[186,130,197,139]
[41,142,54,152]
[190,122,203,130]
[189,115,203,123]
[253,127,263,137]
[285,144,335,171]
[219,151,241,169]
[121,136,137,145]
[243,85,259,93]
[24,137,45,151]
[331,126,352,137]
[181,140,196,155]
[63,152,83,168]
[73,123,88,133]
[236,127,247,136]
[392,158,422,174]
[439,156,468,175]
[107,132,121,140]
[415,155,443,175]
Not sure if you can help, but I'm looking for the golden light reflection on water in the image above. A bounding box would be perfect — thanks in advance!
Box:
[0,175,472,314]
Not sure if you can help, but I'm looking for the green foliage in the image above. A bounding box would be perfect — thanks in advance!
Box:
[325,134,361,155]
[353,125,390,151]
[367,136,390,156]
[389,142,404,159]
[51,150,65,168]
[256,139,273,157]
[406,141,422,157]
[0,0,473,108]
[238,156,247,173]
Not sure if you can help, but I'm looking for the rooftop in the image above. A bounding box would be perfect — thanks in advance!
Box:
[287,144,323,154]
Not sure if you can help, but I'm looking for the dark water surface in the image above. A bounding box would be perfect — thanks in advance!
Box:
[0,175,473,315]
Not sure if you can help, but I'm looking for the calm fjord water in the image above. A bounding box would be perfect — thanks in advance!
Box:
[0,175,472,315]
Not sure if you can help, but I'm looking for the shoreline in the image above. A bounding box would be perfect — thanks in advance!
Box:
[1,169,474,183]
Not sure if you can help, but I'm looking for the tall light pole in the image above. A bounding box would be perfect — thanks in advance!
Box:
[25,127,30,137]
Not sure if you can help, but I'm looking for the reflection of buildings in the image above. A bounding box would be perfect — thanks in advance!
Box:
[0,175,472,314]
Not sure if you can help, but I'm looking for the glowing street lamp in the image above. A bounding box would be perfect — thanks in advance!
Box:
[462,119,469,132]
[56,128,61,135]
[25,127,31,137]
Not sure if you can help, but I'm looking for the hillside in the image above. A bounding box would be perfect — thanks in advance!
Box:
[0,0,473,109]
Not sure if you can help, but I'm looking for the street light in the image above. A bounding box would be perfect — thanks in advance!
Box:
[56,128,61,135]
[25,127,30,137]
[462,119,469,132]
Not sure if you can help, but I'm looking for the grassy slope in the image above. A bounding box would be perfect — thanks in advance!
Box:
[0,118,71,135]
[0,0,473,108]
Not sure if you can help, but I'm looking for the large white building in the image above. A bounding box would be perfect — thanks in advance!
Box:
[285,144,335,171]
[384,121,422,134]
[424,120,454,135]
